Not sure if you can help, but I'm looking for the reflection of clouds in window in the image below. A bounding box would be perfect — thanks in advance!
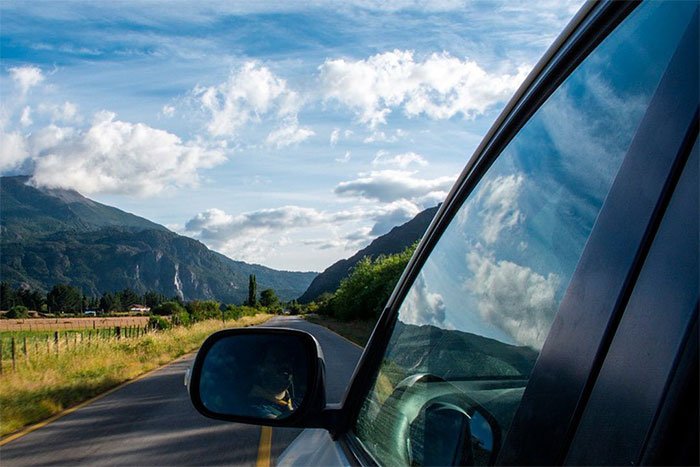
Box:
[466,249,560,350]
[478,174,525,244]
[399,273,447,327]
[540,73,646,200]
[458,173,525,245]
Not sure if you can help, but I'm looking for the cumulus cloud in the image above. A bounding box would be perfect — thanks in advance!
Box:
[335,169,454,203]
[161,105,175,117]
[265,120,315,148]
[38,101,80,124]
[466,250,560,349]
[9,66,44,96]
[195,61,301,137]
[400,272,446,327]
[372,150,427,169]
[319,50,528,127]
[185,200,425,261]
[28,111,225,196]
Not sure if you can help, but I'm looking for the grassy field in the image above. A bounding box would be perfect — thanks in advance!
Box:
[304,314,375,347]
[0,316,150,332]
[0,314,272,437]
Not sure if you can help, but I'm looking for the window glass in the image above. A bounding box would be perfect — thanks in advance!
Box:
[353,2,696,465]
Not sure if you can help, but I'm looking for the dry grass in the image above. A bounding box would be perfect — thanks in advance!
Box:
[0,314,272,437]
[0,316,151,332]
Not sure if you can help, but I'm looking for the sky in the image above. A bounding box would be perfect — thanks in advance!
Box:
[0,0,583,272]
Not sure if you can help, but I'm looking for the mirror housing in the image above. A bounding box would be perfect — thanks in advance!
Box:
[188,327,327,427]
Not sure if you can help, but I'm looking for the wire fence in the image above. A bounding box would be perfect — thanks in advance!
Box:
[0,325,154,375]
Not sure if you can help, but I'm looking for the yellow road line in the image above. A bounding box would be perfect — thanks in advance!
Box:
[0,353,194,447]
[256,426,272,467]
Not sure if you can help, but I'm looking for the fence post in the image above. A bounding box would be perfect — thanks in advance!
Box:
[115,326,121,340]
[0,338,4,375]
[64,333,69,351]
[54,331,59,355]
[11,337,17,371]
[23,337,28,364]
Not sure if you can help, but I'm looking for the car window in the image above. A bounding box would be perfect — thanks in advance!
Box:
[352,2,696,465]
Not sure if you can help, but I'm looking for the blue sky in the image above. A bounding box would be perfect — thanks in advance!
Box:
[0,0,582,272]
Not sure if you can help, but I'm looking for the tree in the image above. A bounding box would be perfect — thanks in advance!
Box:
[0,282,17,310]
[143,291,166,308]
[99,292,122,312]
[119,288,141,307]
[151,301,186,316]
[6,305,29,319]
[247,274,258,307]
[187,300,220,321]
[46,284,82,314]
[259,288,280,309]
[332,243,417,321]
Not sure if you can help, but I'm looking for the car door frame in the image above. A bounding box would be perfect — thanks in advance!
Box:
[312,0,698,464]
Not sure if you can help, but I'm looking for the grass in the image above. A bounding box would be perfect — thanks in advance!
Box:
[303,314,375,347]
[0,314,272,437]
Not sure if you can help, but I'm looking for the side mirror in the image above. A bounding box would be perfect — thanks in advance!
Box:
[188,327,326,427]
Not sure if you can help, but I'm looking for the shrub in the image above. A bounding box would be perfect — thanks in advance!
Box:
[148,315,171,331]
[151,301,186,316]
[6,305,29,319]
[171,310,191,327]
[332,243,417,321]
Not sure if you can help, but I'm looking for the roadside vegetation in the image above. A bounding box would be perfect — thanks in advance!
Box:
[0,314,271,437]
[300,243,417,345]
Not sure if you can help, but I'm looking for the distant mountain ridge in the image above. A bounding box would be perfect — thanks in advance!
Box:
[1,176,316,303]
[298,205,439,303]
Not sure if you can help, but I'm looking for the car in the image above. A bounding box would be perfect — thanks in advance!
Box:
[187,1,698,465]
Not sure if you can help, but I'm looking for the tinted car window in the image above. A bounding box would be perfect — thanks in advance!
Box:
[353,2,696,465]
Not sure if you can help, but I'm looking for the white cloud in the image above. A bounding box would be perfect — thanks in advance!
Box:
[335,150,351,163]
[0,130,30,171]
[319,50,528,127]
[9,66,44,96]
[29,111,226,196]
[363,129,406,143]
[195,61,301,137]
[334,169,455,202]
[161,105,176,117]
[400,272,446,327]
[372,150,427,169]
[330,128,340,146]
[38,101,80,124]
[265,120,315,148]
[20,106,32,127]
[466,249,560,349]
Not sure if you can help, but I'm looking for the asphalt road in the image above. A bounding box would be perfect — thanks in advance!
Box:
[0,316,363,466]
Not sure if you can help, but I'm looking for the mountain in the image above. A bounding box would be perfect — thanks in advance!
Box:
[298,205,439,303]
[0,176,316,303]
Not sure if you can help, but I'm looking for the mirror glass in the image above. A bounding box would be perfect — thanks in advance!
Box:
[198,333,311,420]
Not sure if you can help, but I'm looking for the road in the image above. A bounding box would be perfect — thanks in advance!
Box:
[0,316,363,466]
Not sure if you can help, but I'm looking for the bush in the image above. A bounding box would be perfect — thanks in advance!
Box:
[148,315,172,331]
[187,300,221,322]
[332,243,417,321]
[151,301,186,316]
[171,310,191,327]
[6,305,29,319]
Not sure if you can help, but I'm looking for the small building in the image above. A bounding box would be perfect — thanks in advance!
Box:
[128,304,151,314]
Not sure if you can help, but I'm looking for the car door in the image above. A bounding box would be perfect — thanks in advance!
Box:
[331,1,699,465]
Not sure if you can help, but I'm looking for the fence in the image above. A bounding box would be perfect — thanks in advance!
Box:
[0,325,153,375]
[0,316,150,332]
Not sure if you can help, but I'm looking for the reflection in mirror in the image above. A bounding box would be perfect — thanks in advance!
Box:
[198,333,310,420]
